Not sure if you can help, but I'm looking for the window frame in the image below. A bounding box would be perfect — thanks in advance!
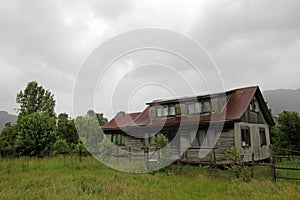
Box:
[187,101,202,115]
[156,106,162,117]
[201,100,212,113]
[241,126,251,148]
[111,133,125,145]
[259,128,267,146]
[162,105,169,116]
[155,105,176,117]
[168,104,176,116]
[187,102,195,114]
[190,130,207,148]
[250,99,260,113]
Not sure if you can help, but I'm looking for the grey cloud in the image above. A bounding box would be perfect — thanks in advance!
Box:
[89,0,133,19]
[190,0,300,89]
[0,0,299,118]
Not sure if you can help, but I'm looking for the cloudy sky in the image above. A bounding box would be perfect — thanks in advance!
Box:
[0,0,299,119]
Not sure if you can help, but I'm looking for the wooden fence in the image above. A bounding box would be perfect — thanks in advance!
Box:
[272,147,300,182]
[98,145,299,182]
[245,146,300,182]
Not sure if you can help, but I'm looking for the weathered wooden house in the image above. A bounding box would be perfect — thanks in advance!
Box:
[101,86,275,164]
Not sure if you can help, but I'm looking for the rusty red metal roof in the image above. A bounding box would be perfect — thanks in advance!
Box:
[101,86,274,130]
[101,112,141,130]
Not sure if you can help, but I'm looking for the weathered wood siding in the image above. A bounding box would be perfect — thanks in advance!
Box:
[234,122,270,162]
[183,129,235,164]
[124,136,143,152]
[240,98,267,124]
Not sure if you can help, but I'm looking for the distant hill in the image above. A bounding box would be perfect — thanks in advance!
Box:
[0,111,17,132]
[0,89,299,130]
[263,88,300,116]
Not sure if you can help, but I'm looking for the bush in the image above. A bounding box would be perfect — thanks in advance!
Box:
[52,138,70,155]
[153,133,168,148]
[225,147,245,179]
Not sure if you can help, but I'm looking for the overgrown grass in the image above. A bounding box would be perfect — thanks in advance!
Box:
[275,156,300,182]
[0,156,299,199]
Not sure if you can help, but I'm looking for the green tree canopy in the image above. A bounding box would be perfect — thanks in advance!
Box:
[272,110,300,153]
[16,81,56,117]
[96,112,108,126]
[16,112,56,157]
[0,123,18,157]
[52,138,70,155]
[56,113,78,145]
[75,110,107,152]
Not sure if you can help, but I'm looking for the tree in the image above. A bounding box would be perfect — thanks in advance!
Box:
[272,110,300,153]
[56,113,78,146]
[75,110,107,153]
[96,113,108,126]
[16,81,56,117]
[52,138,70,155]
[86,109,108,126]
[0,123,18,157]
[15,112,56,157]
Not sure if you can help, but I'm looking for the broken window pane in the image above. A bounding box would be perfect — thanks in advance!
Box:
[202,101,212,113]
[169,105,175,116]
[241,127,251,148]
[259,128,267,146]
[162,106,168,116]
[187,103,195,114]
[156,106,162,117]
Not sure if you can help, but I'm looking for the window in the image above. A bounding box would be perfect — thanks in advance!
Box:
[156,105,176,117]
[191,130,207,147]
[169,105,175,116]
[241,127,251,148]
[202,100,212,113]
[187,103,195,114]
[195,102,201,113]
[143,136,155,146]
[111,133,124,145]
[250,99,260,112]
[156,107,162,117]
[187,102,202,114]
[162,105,168,116]
[259,128,267,146]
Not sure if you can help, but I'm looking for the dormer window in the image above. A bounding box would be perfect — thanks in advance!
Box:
[169,105,176,116]
[202,100,212,113]
[187,102,201,114]
[155,105,176,117]
[156,107,162,117]
[162,105,168,116]
[187,100,211,115]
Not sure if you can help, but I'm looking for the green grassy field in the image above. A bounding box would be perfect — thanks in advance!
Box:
[0,156,299,200]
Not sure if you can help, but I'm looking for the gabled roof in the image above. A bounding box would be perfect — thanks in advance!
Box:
[101,112,141,130]
[101,86,275,130]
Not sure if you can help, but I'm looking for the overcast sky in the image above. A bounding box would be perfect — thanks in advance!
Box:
[0,0,299,119]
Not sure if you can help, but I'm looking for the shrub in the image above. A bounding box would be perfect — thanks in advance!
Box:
[225,147,244,179]
[153,133,168,148]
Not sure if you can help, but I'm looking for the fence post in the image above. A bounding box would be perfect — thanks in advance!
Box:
[213,148,216,166]
[270,145,276,182]
[117,146,119,164]
[128,145,131,162]
[287,147,291,161]
[213,148,218,176]
[251,152,254,179]
[145,147,149,170]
